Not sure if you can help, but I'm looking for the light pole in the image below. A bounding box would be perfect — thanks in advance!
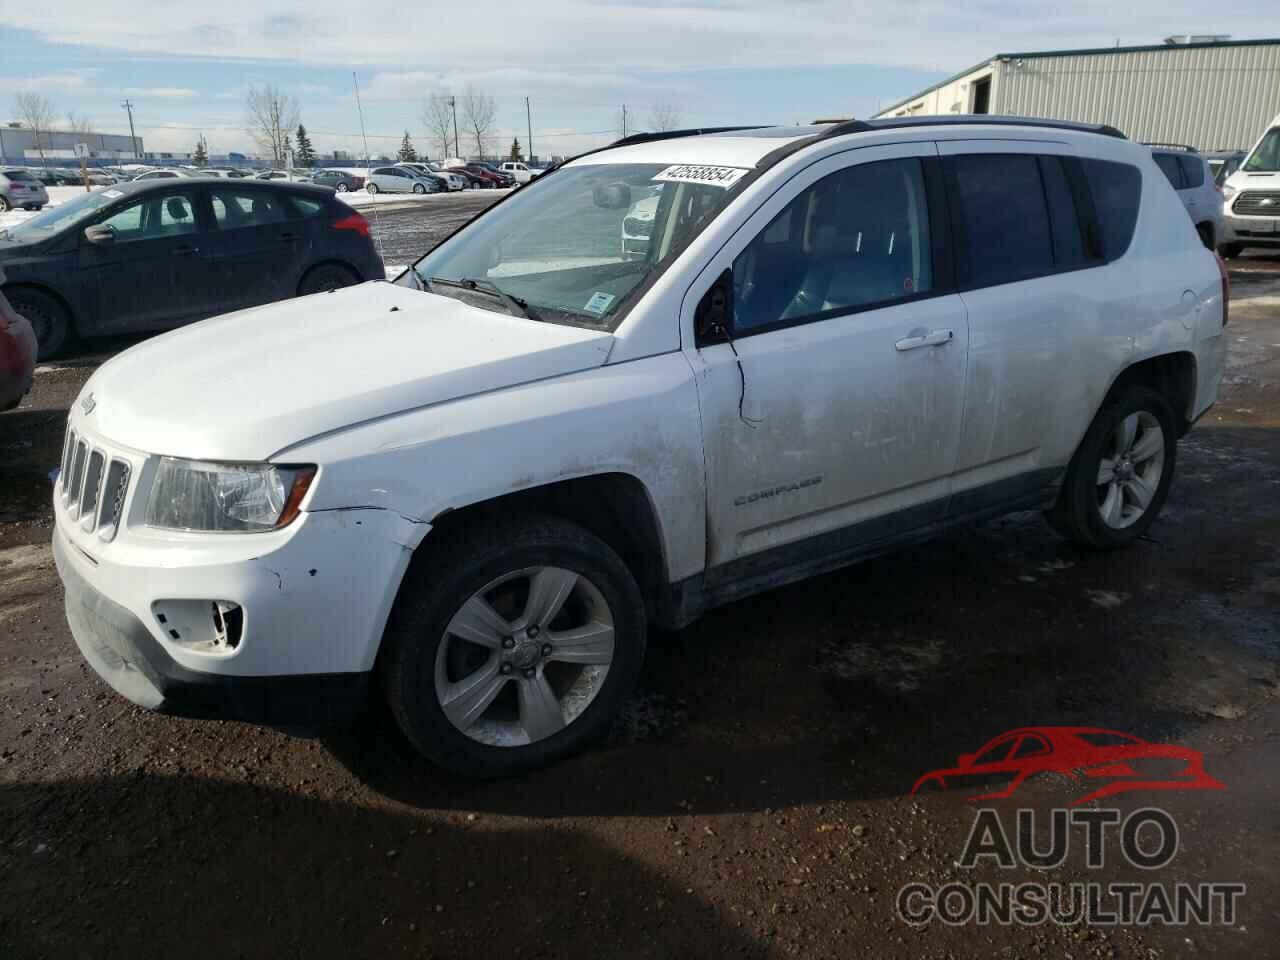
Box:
[525,96,533,162]
[449,96,459,159]
[121,99,138,159]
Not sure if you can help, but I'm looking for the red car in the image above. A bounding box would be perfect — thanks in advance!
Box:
[0,269,37,411]
[911,726,1224,806]
[447,165,504,188]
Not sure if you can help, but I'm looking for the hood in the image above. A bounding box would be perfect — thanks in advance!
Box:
[83,281,614,460]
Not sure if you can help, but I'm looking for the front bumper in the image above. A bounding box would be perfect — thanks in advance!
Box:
[1222,213,1280,245]
[54,531,370,726]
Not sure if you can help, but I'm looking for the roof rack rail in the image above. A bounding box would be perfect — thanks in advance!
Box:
[610,126,770,147]
[1142,141,1199,153]
[819,115,1127,140]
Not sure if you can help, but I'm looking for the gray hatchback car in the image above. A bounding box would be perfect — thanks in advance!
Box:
[0,168,50,212]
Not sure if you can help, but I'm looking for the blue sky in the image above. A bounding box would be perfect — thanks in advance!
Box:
[1,2,1276,161]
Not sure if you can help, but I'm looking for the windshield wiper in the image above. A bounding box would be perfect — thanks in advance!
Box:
[424,275,543,322]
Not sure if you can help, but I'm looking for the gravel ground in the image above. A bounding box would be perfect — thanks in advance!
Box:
[1,229,1278,958]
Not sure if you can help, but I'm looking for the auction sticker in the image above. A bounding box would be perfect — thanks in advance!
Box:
[653,164,749,189]
[102,190,124,199]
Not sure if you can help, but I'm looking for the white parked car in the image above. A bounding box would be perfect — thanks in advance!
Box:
[366,166,440,195]
[427,163,467,191]
[0,167,49,211]
[131,168,201,181]
[1219,112,1280,259]
[396,162,455,193]
[52,118,1227,777]
[499,161,537,183]
[1147,145,1224,249]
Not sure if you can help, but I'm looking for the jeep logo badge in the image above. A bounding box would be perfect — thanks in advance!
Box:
[80,392,96,415]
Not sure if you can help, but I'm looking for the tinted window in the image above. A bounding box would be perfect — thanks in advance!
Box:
[1177,155,1204,188]
[1039,156,1087,268]
[973,740,1015,765]
[1012,736,1048,759]
[211,190,288,228]
[97,191,197,243]
[1082,159,1142,261]
[3,170,38,182]
[949,154,1053,287]
[289,196,323,217]
[1152,153,1184,188]
[732,157,933,331]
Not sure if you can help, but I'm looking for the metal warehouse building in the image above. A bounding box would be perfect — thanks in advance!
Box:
[875,36,1280,151]
[0,125,142,166]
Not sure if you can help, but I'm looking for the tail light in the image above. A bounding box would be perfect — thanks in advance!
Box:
[331,212,371,238]
[1215,253,1230,326]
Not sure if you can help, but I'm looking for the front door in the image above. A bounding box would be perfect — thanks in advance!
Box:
[687,143,970,576]
[77,187,215,333]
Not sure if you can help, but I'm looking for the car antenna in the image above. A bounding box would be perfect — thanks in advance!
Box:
[714,319,762,429]
[352,71,387,265]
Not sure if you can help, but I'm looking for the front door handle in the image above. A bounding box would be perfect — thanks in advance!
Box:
[895,328,954,351]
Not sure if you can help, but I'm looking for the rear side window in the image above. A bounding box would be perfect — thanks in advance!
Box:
[1177,156,1205,188]
[211,190,288,228]
[288,196,323,217]
[948,153,1053,287]
[1082,159,1142,261]
[1039,156,1088,269]
[1152,153,1184,189]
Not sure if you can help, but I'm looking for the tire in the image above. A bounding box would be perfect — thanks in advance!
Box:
[297,263,360,296]
[1218,242,1243,259]
[413,183,426,195]
[6,287,71,360]
[0,197,9,212]
[381,514,647,778]
[336,182,349,193]
[1049,386,1177,550]
[366,183,378,195]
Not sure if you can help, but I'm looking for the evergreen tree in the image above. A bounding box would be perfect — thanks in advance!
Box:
[397,131,418,163]
[192,136,209,168]
[509,137,524,162]
[294,124,316,167]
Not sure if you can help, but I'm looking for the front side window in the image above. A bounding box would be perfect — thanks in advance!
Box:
[0,189,118,241]
[409,162,735,330]
[211,190,288,228]
[949,153,1053,287]
[97,192,198,243]
[733,158,933,332]
[1244,128,1280,172]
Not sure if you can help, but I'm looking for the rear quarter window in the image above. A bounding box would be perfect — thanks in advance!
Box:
[1082,159,1142,262]
[1177,156,1205,188]
[287,196,324,217]
[1152,153,1184,189]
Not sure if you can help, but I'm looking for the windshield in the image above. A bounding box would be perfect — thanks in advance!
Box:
[407,162,737,330]
[1244,128,1280,172]
[0,188,120,242]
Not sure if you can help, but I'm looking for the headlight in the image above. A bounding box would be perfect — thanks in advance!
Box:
[1223,184,1237,200]
[145,459,316,532]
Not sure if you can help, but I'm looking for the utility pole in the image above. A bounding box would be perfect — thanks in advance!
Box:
[120,99,138,159]
[525,96,533,163]
[449,96,459,159]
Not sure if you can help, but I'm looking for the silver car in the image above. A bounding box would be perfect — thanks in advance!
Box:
[0,168,50,212]
[365,166,441,195]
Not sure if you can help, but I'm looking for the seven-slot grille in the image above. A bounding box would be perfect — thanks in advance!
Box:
[1232,191,1280,217]
[59,426,132,540]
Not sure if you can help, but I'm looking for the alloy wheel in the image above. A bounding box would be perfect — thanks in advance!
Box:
[434,566,615,747]
[1096,411,1165,529]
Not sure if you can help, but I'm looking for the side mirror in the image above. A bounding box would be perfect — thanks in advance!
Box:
[592,182,632,210]
[694,268,735,342]
[83,224,115,246]
[958,753,975,768]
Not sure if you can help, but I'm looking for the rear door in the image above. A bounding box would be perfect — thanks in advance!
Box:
[938,143,1110,508]
[203,186,298,311]
[78,187,217,332]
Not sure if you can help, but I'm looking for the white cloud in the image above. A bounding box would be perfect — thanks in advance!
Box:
[0,68,102,93]
[118,87,200,99]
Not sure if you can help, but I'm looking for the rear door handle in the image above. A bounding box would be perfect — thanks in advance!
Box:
[895,328,954,351]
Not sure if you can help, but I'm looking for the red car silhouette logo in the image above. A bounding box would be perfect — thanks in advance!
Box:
[911,727,1224,807]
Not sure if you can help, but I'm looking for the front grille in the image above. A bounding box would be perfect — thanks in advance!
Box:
[57,426,134,541]
[1232,191,1280,217]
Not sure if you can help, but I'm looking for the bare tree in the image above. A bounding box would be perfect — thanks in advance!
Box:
[649,100,683,133]
[65,111,93,136]
[13,92,55,165]
[459,86,496,160]
[422,91,456,159]
[245,83,300,166]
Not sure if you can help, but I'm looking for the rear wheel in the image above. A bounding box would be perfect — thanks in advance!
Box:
[1218,242,1243,259]
[297,263,360,296]
[366,182,378,195]
[1195,223,1215,250]
[6,287,70,360]
[0,197,9,212]
[336,182,349,193]
[381,514,646,778]
[1050,386,1177,549]
[413,182,426,195]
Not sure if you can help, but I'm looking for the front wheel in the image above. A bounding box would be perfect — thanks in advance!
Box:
[336,182,349,193]
[0,197,9,212]
[1050,386,1177,549]
[381,514,646,778]
[6,287,71,360]
[413,183,426,195]
[366,183,378,195]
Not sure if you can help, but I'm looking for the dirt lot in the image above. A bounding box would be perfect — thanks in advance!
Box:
[1,248,1278,959]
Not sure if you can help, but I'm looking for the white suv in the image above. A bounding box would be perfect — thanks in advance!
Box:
[1219,113,1280,259]
[52,118,1227,777]
[1148,145,1224,250]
